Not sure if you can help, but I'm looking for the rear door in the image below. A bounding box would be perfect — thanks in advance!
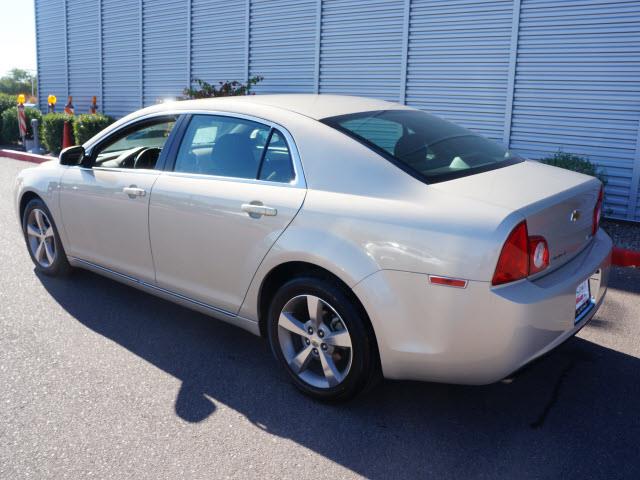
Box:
[59,116,178,282]
[149,113,306,314]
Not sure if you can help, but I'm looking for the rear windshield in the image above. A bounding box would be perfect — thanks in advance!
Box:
[321,109,523,183]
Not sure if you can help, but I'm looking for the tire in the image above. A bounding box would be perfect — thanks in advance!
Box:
[22,198,72,276]
[267,276,378,401]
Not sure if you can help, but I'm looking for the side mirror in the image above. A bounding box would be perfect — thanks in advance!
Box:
[59,145,85,166]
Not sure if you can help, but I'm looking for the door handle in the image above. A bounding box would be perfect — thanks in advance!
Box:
[241,203,277,218]
[123,186,146,198]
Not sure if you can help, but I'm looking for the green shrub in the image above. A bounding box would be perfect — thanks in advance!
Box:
[540,150,607,185]
[0,94,16,143]
[41,113,74,154]
[1,106,42,144]
[0,93,15,117]
[73,113,114,145]
[183,76,264,98]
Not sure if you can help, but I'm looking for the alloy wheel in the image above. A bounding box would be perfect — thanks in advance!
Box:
[26,208,56,268]
[277,294,353,389]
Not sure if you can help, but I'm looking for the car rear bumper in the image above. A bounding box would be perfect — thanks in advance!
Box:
[353,229,612,384]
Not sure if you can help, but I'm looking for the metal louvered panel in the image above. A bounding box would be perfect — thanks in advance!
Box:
[102,0,141,118]
[406,0,514,141]
[319,0,404,101]
[35,0,67,111]
[67,0,100,114]
[191,0,246,85]
[142,0,188,106]
[510,0,640,220]
[249,0,317,93]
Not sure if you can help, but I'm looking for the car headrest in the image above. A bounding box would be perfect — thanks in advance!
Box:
[394,133,427,168]
[207,133,257,178]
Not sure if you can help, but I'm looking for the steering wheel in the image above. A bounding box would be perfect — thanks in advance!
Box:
[133,147,161,169]
[114,146,147,168]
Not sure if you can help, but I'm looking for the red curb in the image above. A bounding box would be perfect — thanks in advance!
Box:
[612,247,640,268]
[0,149,54,164]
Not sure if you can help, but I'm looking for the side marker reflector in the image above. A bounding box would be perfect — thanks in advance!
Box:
[429,275,468,288]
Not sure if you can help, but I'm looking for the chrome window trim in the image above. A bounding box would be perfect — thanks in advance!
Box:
[83,109,307,189]
[82,166,161,175]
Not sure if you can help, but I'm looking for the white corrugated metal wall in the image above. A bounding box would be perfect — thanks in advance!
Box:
[142,0,189,106]
[35,0,640,220]
[250,0,317,93]
[66,0,100,114]
[35,0,67,111]
[509,0,640,220]
[320,0,405,101]
[102,0,141,118]
[191,0,246,89]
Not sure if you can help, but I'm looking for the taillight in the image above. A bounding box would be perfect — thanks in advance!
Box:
[528,236,549,274]
[492,221,549,286]
[492,221,529,285]
[592,185,603,235]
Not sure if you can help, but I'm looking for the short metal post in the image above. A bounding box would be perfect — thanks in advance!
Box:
[29,119,45,154]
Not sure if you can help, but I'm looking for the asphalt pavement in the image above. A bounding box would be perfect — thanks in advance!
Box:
[1,157,639,479]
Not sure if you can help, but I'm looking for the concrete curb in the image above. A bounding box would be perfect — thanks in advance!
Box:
[0,149,54,164]
[2,148,639,268]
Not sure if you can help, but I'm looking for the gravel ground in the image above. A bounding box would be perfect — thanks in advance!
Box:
[2,157,640,479]
[602,219,640,251]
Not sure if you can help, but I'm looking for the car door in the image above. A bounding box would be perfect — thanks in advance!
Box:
[149,113,306,314]
[58,115,179,282]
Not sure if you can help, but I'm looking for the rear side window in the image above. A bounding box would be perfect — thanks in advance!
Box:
[322,110,522,183]
[174,115,295,183]
[174,115,270,179]
[258,130,294,183]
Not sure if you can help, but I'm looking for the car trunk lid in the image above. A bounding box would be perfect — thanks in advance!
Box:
[430,160,601,273]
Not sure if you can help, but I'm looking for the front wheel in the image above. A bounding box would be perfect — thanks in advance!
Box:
[22,198,71,276]
[267,276,378,401]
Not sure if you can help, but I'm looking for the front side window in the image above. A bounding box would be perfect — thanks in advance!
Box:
[174,115,294,183]
[322,110,522,183]
[93,117,176,170]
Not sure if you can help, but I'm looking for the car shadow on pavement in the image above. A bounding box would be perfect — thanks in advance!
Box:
[37,269,640,479]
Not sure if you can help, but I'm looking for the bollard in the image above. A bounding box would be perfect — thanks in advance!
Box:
[62,120,74,150]
[28,118,46,154]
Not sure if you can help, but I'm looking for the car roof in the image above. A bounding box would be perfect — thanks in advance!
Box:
[150,94,412,121]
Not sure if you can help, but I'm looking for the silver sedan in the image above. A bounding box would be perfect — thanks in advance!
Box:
[14,95,611,401]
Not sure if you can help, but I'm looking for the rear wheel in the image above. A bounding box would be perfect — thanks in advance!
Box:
[22,198,71,276]
[267,276,377,401]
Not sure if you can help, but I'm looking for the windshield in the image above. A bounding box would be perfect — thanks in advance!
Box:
[322,109,523,183]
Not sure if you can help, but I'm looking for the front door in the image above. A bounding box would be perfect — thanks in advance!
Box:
[59,117,178,282]
[149,114,306,314]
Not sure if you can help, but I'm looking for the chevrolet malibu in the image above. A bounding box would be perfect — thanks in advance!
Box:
[15,95,611,401]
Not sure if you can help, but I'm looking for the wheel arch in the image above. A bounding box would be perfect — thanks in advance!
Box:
[258,261,371,326]
[18,190,44,222]
[255,261,380,364]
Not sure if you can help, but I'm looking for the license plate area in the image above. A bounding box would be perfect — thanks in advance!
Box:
[575,278,592,322]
